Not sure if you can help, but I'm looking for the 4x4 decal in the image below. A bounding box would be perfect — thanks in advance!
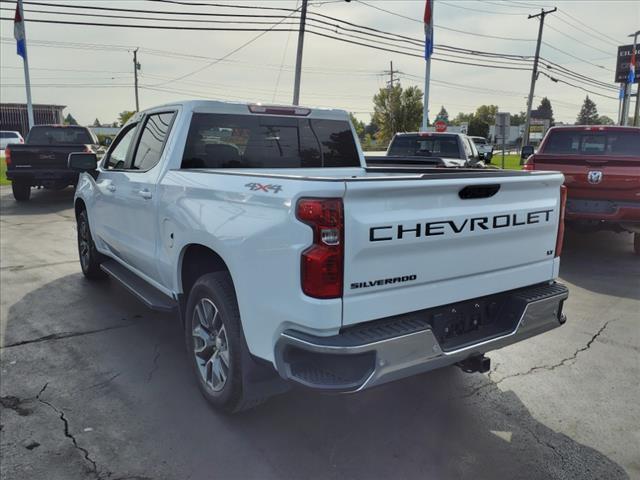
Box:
[245,183,283,194]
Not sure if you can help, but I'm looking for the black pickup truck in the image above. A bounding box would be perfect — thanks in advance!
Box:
[5,125,99,201]
[365,132,485,168]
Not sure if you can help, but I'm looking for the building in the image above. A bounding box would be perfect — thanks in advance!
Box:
[0,103,65,137]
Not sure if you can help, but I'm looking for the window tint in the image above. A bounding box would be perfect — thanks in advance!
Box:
[27,126,95,145]
[544,130,640,156]
[131,112,176,171]
[181,113,359,169]
[388,135,461,159]
[104,124,137,170]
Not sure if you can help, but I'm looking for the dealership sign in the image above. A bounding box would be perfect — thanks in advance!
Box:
[615,44,639,83]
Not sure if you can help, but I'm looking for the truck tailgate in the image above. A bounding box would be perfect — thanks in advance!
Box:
[8,145,83,170]
[342,173,564,326]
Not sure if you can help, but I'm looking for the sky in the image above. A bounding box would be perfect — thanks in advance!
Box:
[0,0,638,126]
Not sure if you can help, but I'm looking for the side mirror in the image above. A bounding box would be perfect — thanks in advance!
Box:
[68,152,98,171]
[521,145,534,160]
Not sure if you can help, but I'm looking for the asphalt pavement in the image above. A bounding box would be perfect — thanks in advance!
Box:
[1,186,638,480]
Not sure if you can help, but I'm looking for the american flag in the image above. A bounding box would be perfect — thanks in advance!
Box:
[424,0,434,60]
[14,3,26,59]
[628,46,636,84]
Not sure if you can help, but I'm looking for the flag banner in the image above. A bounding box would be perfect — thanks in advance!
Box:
[14,4,26,59]
[619,84,625,100]
[424,0,433,60]
[628,50,636,84]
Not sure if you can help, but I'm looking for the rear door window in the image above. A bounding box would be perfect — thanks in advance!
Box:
[181,113,360,169]
[131,112,176,171]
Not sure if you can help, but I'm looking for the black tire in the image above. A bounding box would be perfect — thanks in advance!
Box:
[76,209,107,280]
[634,233,640,256]
[11,182,30,202]
[185,272,258,413]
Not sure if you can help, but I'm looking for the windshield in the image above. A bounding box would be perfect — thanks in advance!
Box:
[27,127,95,145]
[387,135,461,158]
[182,113,360,169]
[543,130,640,156]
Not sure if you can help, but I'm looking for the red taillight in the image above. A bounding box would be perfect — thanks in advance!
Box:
[297,198,344,299]
[522,156,535,171]
[555,185,567,258]
[4,147,11,166]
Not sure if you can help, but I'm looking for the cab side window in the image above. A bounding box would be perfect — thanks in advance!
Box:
[131,112,176,171]
[104,124,137,170]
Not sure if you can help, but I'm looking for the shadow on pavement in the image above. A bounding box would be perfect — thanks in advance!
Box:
[0,273,629,480]
[0,187,75,216]
[559,229,639,300]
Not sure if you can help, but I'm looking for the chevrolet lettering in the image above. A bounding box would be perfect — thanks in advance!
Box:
[370,209,554,242]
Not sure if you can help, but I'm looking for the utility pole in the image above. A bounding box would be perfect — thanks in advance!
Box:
[521,7,556,152]
[292,0,308,106]
[133,48,140,112]
[384,61,401,134]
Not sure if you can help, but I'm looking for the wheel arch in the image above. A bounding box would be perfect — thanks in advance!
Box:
[74,197,87,218]
[178,243,233,298]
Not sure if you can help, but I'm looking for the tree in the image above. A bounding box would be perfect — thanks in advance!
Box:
[349,113,365,140]
[64,113,78,126]
[118,110,135,126]
[597,115,615,125]
[372,83,423,144]
[536,97,554,125]
[468,116,489,138]
[436,106,449,123]
[364,118,379,137]
[510,111,527,126]
[576,96,599,125]
[451,112,473,126]
[474,105,499,125]
[93,118,102,127]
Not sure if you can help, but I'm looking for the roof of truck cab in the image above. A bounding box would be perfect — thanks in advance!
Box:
[547,125,640,132]
[139,100,349,120]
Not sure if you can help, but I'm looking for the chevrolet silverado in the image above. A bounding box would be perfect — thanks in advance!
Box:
[70,100,569,412]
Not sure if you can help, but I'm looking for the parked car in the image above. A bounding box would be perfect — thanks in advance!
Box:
[71,100,569,412]
[366,132,485,168]
[5,125,99,201]
[0,131,24,150]
[522,126,640,254]
[470,136,493,162]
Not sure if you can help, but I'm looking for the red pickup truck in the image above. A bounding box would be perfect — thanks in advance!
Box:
[523,126,640,255]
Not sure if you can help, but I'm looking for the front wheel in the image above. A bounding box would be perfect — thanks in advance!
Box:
[634,233,640,256]
[11,182,30,202]
[76,209,106,280]
[185,272,260,413]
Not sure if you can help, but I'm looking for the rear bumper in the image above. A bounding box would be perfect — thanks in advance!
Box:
[275,282,568,392]
[6,169,78,187]
[566,198,640,223]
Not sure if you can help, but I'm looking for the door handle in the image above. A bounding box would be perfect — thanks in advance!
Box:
[138,189,152,200]
[106,184,116,192]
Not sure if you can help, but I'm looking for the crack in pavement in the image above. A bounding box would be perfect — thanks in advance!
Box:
[462,321,612,400]
[0,260,78,272]
[1,324,134,350]
[82,372,123,392]
[146,343,161,383]
[36,383,104,479]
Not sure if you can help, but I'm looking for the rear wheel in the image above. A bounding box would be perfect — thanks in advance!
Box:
[185,272,261,413]
[634,233,640,256]
[76,209,106,280]
[11,182,30,202]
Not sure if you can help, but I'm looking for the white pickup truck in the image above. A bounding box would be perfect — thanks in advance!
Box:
[70,100,569,413]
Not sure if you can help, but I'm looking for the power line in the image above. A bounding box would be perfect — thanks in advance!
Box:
[540,41,613,71]
[539,71,618,100]
[438,1,525,16]
[545,22,613,57]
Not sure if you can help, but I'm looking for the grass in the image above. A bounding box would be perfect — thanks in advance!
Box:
[486,154,522,170]
[0,154,9,186]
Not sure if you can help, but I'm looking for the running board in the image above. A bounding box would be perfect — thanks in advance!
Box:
[101,260,177,312]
